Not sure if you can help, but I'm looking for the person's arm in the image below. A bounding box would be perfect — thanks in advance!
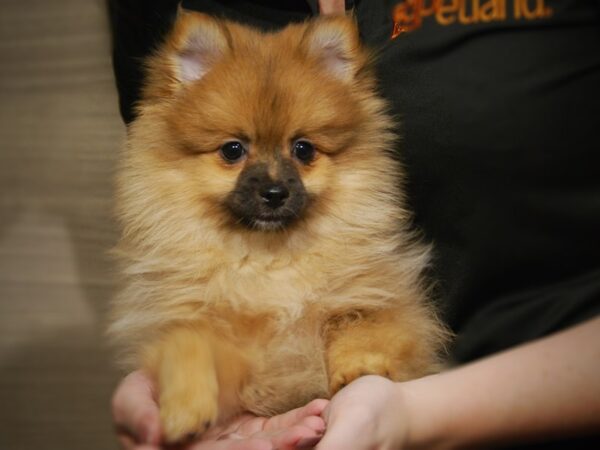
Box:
[317,316,600,450]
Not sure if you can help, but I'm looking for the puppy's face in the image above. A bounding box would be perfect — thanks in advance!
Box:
[133,13,380,234]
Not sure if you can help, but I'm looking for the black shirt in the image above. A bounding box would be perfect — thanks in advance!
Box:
[353,0,600,362]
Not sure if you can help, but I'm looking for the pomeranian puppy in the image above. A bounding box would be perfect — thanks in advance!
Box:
[109,10,449,443]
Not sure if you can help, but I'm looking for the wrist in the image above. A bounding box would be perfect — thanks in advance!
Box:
[400,374,454,450]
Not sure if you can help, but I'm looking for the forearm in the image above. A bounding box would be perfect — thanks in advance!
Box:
[403,316,600,449]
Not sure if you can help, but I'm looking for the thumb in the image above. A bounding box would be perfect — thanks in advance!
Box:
[112,370,162,445]
[315,407,371,450]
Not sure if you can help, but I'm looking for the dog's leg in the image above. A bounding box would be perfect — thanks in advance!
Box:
[325,309,442,395]
[143,324,247,443]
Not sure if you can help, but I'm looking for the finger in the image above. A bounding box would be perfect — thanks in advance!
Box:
[112,370,161,445]
[297,415,326,433]
[260,399,329,433]
[213,416,325,450]
[268,422,325,450]
[211,400,329,440]
[301,399,330,418]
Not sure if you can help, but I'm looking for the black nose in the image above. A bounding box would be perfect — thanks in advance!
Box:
[260,184,289,209]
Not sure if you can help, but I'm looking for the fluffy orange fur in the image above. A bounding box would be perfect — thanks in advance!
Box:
[109,10,449,443]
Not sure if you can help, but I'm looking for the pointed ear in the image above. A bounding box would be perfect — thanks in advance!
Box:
[165,10,230,84]
[301,15,363,82]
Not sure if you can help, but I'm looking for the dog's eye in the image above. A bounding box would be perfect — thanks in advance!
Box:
[220,141,246,163]
[292,140,315,164]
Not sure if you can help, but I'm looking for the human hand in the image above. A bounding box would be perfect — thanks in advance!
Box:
[316,375,410,450]
[112,370,328,450]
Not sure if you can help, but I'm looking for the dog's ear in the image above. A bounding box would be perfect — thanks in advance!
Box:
[142,10,230,101]
[165,10,230,84]
[301,15,363,82]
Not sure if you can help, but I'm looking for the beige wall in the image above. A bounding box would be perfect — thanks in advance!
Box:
[0,1,124,449]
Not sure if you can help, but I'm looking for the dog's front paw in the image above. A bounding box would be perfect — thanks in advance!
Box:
[159,375,219,443]
[328,352,398,395]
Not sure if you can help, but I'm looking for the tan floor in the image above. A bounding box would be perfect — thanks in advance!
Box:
[0,1,125,449]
